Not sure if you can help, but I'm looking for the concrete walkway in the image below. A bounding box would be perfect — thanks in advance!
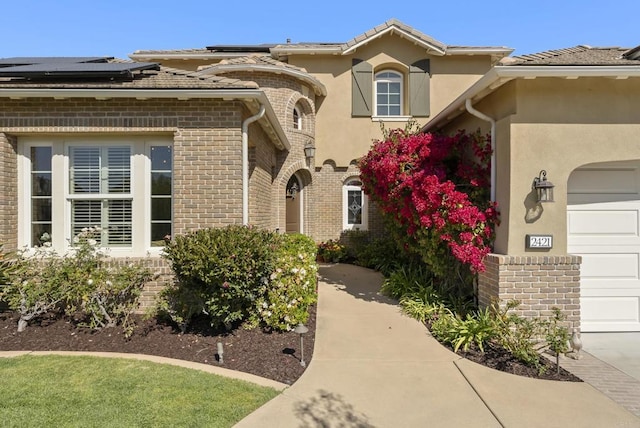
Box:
[236,264,639,428]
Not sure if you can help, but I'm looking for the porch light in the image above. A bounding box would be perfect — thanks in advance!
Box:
[304,141,316,162]
[533,170,555,203]
[293,323,309,367]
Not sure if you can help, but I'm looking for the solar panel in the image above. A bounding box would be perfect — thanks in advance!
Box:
[0,57,111,67]
[0,61,160,79]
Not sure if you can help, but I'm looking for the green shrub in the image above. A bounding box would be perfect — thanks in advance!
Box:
[380,264,434,300]
[488,300,546,371]
[1,251,67,332]
[251,233,318,330]
[428,307,495,353]
[0,244,18,288]
[339,229,371,261]
[1,228,151,336]
[399,296,446,324]
[544,307,570,375]
[159,227,318,332]
[161,225,281,329]
[343,231,410,276]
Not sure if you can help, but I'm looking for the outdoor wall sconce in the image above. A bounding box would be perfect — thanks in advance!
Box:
[532,170,555,202]
[304,141,316,162]
[294,323,309,367]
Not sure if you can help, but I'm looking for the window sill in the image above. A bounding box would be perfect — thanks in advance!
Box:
[371,116,412,122]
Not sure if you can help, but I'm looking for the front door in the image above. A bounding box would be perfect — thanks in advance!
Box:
[286,175,302,233]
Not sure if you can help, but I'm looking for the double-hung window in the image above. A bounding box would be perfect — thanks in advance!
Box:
[375,70,403,116]
[19,137,172,256]
[69,146,132,246]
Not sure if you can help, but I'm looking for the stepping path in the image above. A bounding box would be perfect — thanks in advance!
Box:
[236,264,638,427]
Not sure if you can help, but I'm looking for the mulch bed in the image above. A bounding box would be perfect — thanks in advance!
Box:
[0,303,580,383]
[444,341,581,382]
[0,306,316,386]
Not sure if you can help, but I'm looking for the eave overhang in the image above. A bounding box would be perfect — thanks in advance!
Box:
[422,65,640,132]
[0,88,291,151]
[197,64,327,96]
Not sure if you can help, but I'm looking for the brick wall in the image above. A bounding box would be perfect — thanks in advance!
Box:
[0,133,17,250]
[0,97,253,242]
[105,257,174,310]
[478,254,582,329]
[248,112,278,230]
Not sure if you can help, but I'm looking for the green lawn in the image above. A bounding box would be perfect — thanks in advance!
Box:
[0,355,279,428]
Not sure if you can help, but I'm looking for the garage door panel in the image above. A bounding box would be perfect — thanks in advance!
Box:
[581,282,640,296]
[568,210,638,236]
[581,297,640,332]
[579,253,639,279]
[568,162,640,332]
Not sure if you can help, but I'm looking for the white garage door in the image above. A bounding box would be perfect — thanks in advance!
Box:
[567,161,640,332]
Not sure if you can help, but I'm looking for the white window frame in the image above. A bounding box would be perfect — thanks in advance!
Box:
[374,70,403,117]
[18,136,172,257]
[342,179,368,231]
[293,105,303,130]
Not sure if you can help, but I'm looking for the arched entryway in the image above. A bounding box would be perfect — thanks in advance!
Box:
[285,174,303,233]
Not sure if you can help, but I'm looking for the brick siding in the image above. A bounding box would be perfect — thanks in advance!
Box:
[0,133,17,250]
[478,254,582,329]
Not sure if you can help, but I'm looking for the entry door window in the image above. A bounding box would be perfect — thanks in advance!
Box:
[343,179,368,230]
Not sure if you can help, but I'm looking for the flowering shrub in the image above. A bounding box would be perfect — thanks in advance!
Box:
[1,227,151,335]
[359,128,498,277]
[159,226,318,332]
[317,239,347,263]
[251,233,318,331]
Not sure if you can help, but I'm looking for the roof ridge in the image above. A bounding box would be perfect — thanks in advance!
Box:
[512,45,590,62]
[158,64,258,88]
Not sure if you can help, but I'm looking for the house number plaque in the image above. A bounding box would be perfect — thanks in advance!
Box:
[526,234,553,249]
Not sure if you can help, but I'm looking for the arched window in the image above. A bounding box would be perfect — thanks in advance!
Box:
[292,104,302,130]
[343,179,368,230]
[374,70,402,116]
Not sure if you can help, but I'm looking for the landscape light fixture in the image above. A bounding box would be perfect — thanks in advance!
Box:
[532,170,555,203]
[294,323,309,367]
[217,342,224,364]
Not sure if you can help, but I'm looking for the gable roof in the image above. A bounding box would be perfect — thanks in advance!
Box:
[130,19,513,62]
[270,19,512,59]
[423,45,640,132]
[195,54,327,96]
[502,45,639,66]
[341,18,447,55]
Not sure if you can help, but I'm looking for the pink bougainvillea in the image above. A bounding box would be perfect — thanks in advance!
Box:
[358,129,498,274]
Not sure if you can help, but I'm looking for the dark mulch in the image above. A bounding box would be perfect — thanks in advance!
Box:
[0,304,580,383]
[0,306,316,386]
[433,335,581,382]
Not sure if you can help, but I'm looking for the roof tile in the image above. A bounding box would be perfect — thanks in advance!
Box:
[503,46,637,66]
[0,58,258,90]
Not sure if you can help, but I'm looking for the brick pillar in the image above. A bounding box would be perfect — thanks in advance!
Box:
[0,133,18,250]
[478,254,582,329]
